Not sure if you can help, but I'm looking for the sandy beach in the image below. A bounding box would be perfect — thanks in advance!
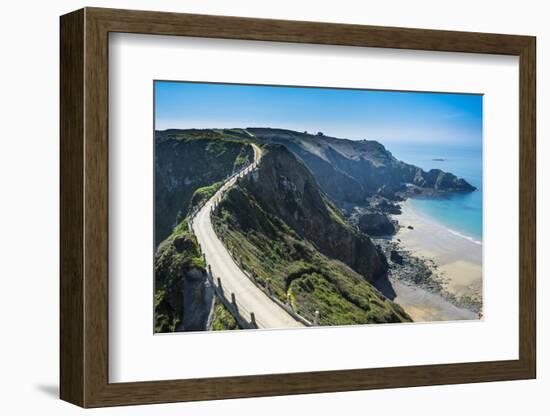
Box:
[392,199,483,304]
[390,279,477,322]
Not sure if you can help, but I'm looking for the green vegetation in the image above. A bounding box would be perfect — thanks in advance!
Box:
[324,197,352,230]
[187,181,223,213]
[157,128,254,144]
[212,186,411,326]
[155,130,254,246]
[235,144,387,282]
[233,145,253,171]
[154,129,258,332]
[206,140,230,157]
[210,299,240,331]
[154,219,206,333]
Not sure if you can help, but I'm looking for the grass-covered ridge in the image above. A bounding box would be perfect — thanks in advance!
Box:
[155,129,254,246]
[212,185,411,326]
[188,181,223,213]
[231,144,388,282]
[156,128,255,145]
[154,219,206,333]
[154,129,258,332]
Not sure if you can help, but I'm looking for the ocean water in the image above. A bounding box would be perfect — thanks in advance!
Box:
[388,143,483,244]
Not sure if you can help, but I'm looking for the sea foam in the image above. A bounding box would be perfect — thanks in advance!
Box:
[446,228,482,246]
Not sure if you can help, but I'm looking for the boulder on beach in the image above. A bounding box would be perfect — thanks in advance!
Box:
[376,199,402,214]
[390,250,404,265]
[358,212,396,236]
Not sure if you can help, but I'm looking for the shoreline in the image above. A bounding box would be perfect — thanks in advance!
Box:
[374,198,483,322]
[390,278,477,322]
[393,199,483,301]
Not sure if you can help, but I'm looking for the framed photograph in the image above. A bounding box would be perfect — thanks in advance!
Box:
[60,7,536,408]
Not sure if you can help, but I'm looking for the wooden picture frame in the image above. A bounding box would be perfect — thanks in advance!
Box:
[60,7,536,408]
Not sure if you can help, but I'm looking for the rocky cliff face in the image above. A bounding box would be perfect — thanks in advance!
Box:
[244,145,388,282]
[247,128,475,205]
[212,145,410,325]
[357,211,396,236]
[155,130,253,246]
[154,220,213,332]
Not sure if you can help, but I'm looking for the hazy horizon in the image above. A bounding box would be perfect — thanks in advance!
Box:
[155,81,483,150]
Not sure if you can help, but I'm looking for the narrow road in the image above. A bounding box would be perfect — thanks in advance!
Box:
[191,143,304,329]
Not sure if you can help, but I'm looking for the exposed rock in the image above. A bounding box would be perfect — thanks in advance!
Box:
[186,266,205,281]
[238,145,389,283]
[154,130,253,246]
[155,221,213,333]
[414,168,475,192]
[375,198,402,214]
[390,250,404,265]
[358,212,396,236]
[377,185,404,201]
[407,225,414,230]
[173,235,194,252]
[212,147,411,324]
[181,268,214,331]
[247,127,476,204]
[376,245,389,270]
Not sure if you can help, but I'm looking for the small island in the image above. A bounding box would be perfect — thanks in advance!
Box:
[432,158,447,161]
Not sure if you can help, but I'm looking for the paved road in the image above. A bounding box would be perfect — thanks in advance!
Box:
[191,143,304,329]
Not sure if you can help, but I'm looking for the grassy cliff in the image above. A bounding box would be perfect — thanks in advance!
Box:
[212,146,411,325]
[154,220,206,332]
[155,217,243,332]
[155,130,254,246]
[154,130,255,332]
[187,181,223,213]
[155,130,415,330]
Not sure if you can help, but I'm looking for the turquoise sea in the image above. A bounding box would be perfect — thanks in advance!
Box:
[388,143,483,244]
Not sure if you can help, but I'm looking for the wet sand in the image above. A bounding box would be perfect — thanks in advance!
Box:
[390,199,482,321]
[391,279,477,322]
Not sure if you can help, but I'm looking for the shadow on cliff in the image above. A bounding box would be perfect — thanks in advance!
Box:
[373,273,397,300]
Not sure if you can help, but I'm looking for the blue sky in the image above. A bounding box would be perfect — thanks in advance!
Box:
[155,81,482,149]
